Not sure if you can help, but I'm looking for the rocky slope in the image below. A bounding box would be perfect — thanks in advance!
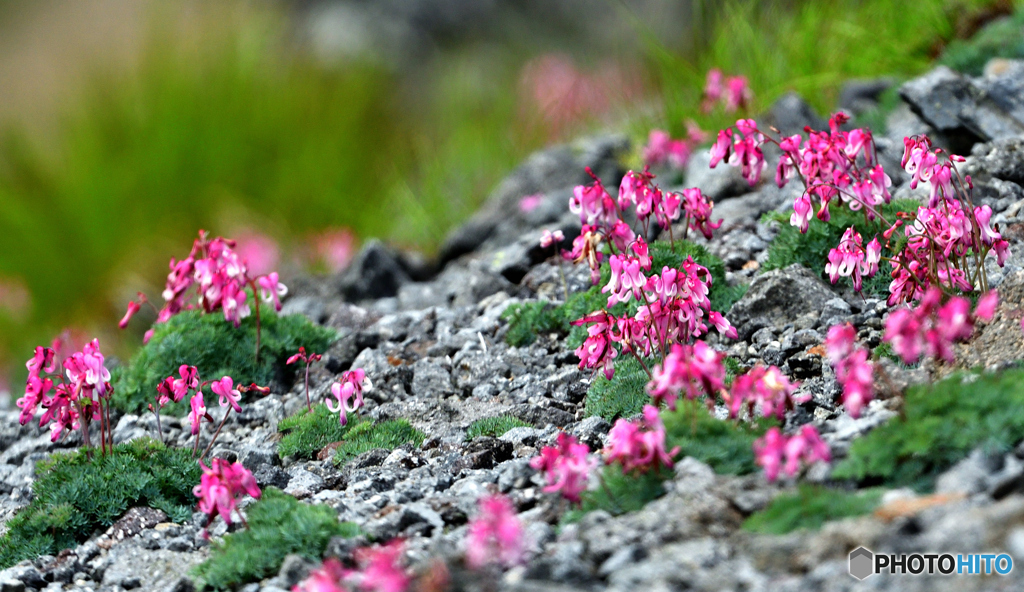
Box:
[5,61,1024,592]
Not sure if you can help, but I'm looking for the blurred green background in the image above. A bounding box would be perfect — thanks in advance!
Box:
[0,0,1015,389]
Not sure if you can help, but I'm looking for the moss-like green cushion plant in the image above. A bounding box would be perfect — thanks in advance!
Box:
[113,309,336,415]
[192,488,359,591]
[662,399,770,476]
[763,199,918,298]
[833,369,1024,491]
[502,239,744,348]
[466,415,532,439]
[0,438,201,569]
[278,404,357,460]
[331,419,426,467]
[743,485,883,534]
[562,465,672,525]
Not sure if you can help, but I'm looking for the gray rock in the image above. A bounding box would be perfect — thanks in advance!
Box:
[760,91,826,136]
[338,240,411,301]
[284,468,325,499]
[410,359,454,398]
[684,150,749,202]
[969,137,1024,185]
[728,264,835,336]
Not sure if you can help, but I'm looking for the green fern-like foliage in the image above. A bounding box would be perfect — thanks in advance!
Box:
[584,355,652,421]
[662,399,772,476]
[466,415,532,439]
[743,485,883,534]
[833,369,1024,491]
[113,309,337,415]
[331,420,426,466]
[562,465,671,525]
[278,405,357,459]
[585,356,744,422]
[0,438,201,569]
[502,239,742,347]
[763,199,918,298]
[192,488,359,591]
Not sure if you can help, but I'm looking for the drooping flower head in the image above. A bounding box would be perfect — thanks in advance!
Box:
[329,368,371,425]
[604,405,680,473]
[193,458,261,533]
[210,376,243,413]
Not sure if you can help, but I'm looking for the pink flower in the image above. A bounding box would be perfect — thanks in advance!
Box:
[119,300,141,329]
[824,227,878,292]
[193,458,261,530]
[728,365,805,421]
[569,168,616,227]
[702,68,724,112]
[825,323,875,417]
[647,342,726,410]
[708,311,738,339]
[286,346,322,366]
[350,541,410,592]
[680,188,722,240]
[188,392,210,436]
[235,231,280,277]
[603,253,647,307]
[724,76,753,112]
[754,426,830,482]
[539,229,565,249]
[257,272,288,312]
[294,558,347,592]
[465,494,527,570]
[975,290,999,322]
[329,369,371,425]
[563,225,604,284]
[709,129,733,168]
[572,311,618,379]
[882,288,988,366]
[519,193,544,213]
[530,433,595,503]
[790,194,813,233]
[604,405,679,473]
[211,376,243,413]
[311,229,356,273]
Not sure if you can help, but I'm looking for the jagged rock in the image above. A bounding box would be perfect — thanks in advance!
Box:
[727,264,835,336]
[760,91,826,136]
[338,239,411,301]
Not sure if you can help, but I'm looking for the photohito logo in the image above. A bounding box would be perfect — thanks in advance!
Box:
[848,546,1013,579]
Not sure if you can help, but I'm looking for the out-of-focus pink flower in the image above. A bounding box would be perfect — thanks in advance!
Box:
[975,290,999,322]
[647,342,726,410]
[351,541,411,592]
[530,432,595,504]
[825,323,875,418]
[210,376,242,413]
[754,425,830,482]
[119,300,141,329]
[604,405,679,473]
[728,365,805,421]
[724,76,753,112]
[234,231,280,277]
[569,169,617,227]
[0,277,30,319]
[519,194,544,213]
[311,229,356,274]
[294,558,347,592]
[193,458,261,531]
[329,369,371,425]
[466,494,527,570]
[539,229,565,249]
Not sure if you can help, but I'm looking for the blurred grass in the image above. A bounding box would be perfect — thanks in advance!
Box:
[0,0,1013,385]
[632,0,1012,138]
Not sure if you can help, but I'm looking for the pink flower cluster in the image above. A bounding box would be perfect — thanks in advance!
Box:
[194,458,261,534]
[293,542,410,592]
[883,288,997,365]
[883,137,1010,304]
[728,365,806,421]
[642,122,706,170]
[709,119,767,186]
[120,230,288,342]
[824,324,875,418]
[702,69,753,113]
[604,405,680,473]
[156,364,198,407]
[530,433,595,503]
[754,426,830,482]
[328,368,370,426]
[647,341,727,410]
[824,227,881,292]
[17,340,114,447]
[465,494,527,570]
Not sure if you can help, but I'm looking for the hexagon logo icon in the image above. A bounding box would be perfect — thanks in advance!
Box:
[849,546,875,580]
